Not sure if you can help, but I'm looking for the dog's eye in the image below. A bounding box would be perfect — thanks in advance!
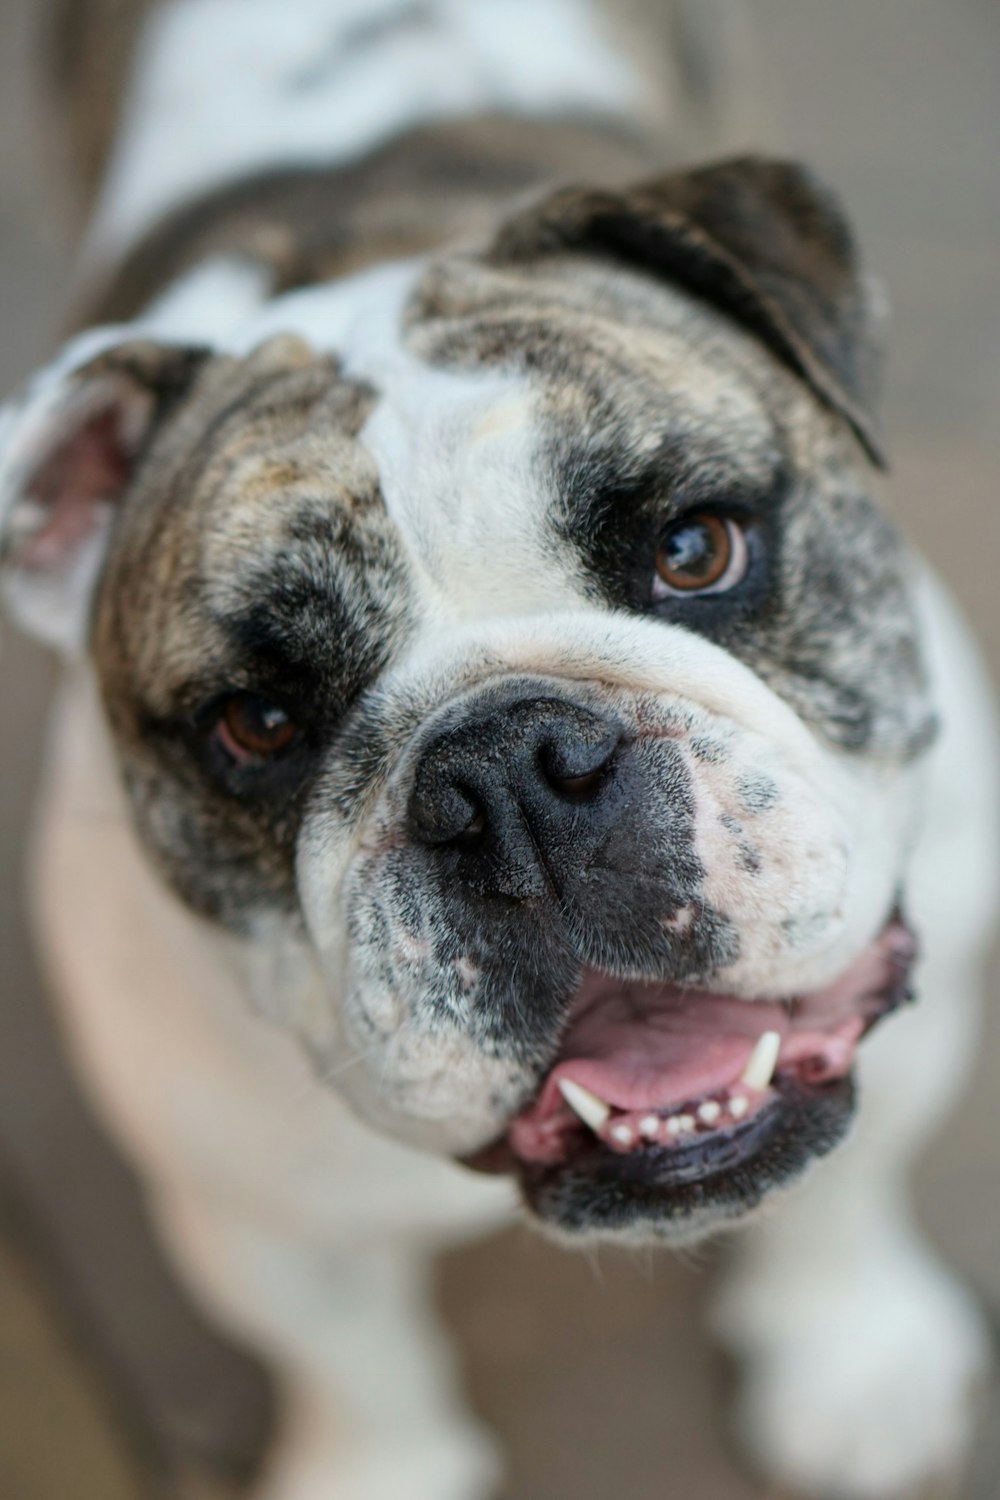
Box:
[653,513,748,597]
[215,693,300,762]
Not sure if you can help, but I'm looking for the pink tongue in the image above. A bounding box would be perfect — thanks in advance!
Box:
[506,926,910,1167]
[547,981,790,1112]
[509,976,868,1166]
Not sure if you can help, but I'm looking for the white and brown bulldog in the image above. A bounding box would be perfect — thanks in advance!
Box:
[2,2,997,1497]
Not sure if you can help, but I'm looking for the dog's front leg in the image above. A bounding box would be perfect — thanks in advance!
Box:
[713,938,994,1500]
[149,1189,500,1500]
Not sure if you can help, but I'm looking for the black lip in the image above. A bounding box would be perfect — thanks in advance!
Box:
[475,1074,856,1240]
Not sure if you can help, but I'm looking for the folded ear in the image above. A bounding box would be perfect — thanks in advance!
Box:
[490,155,887,467]
[0,333,208,653]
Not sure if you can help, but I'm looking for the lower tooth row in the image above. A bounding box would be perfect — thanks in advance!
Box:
[605,1093,750,1151]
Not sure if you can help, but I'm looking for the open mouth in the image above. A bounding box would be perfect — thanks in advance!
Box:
[466,915,916,1236]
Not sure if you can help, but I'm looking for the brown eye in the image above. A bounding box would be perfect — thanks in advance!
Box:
[653,513,748,597]
[216,693,300,761]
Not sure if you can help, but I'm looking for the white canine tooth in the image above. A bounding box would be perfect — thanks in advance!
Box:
[639,1114,661,1138]
[729,1094,749,1119]
[558,1078,611,1133]
[740,1030,781,1092]
[698,1100,722,1125]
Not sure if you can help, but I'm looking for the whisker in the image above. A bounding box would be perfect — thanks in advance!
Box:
[268,1038,382,1130]
[581,1241,606,1286]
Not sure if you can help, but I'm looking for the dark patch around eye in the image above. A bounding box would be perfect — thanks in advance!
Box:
[549,429,932,760]
[118,521,414,927]
[551,438,782,636]
[215,527,412,730]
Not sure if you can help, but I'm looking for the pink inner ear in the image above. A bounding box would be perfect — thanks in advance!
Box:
[17,407,131,573]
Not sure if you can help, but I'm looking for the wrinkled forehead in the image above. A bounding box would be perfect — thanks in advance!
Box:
[224,254,787,587]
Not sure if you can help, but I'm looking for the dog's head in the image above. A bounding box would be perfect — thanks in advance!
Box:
[0,157,932,1242]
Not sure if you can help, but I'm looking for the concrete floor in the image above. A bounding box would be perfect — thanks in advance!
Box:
[0,2,998,1497]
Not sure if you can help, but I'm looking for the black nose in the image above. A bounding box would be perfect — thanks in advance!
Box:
[407,693,626,900]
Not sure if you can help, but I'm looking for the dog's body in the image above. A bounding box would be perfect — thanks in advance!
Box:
[2,3,998,1497]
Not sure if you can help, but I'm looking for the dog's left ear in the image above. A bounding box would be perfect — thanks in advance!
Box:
[490,155,887,467]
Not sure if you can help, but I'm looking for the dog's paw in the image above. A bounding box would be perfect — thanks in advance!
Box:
[717,1249,992,1500]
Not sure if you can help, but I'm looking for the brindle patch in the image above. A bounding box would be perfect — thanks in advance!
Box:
[91,335,413,926]
[82,117,652,328]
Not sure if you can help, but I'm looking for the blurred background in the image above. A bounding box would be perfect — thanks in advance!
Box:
[0,1,998,1496]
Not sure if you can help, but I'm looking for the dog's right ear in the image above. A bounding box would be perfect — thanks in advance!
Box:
[489,156,887,467]
[0,333,208,654]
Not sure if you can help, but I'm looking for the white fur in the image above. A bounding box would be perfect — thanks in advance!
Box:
[143,255,275,342]
[85,0,642,263]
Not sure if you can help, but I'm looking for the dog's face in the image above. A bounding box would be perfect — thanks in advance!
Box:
[1,159,932,1242]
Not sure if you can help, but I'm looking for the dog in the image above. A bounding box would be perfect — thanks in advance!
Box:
[1,2,997,1496]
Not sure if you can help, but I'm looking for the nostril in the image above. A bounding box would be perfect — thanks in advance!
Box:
[548,766,608,798]
[409,780,486,846]
[454,805,487,843]
[538,728,620,800]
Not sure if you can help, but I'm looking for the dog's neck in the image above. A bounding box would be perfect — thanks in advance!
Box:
[79,0,664,327]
